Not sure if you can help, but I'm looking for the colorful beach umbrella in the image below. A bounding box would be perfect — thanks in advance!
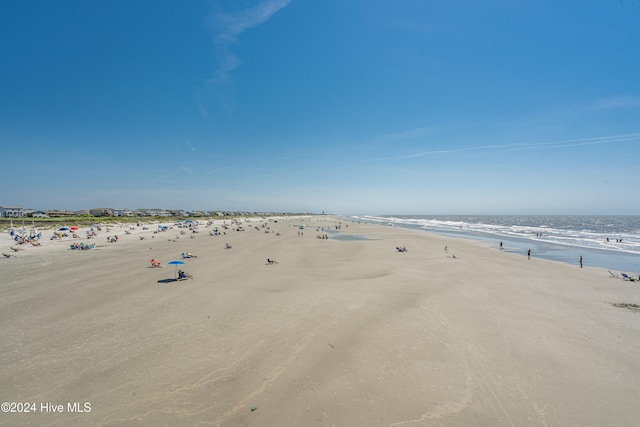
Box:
[167,260,186,279]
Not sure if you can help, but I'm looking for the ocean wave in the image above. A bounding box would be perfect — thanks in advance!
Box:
[352,214,640,256]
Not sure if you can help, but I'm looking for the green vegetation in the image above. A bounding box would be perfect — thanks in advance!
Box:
[0,216,190,232]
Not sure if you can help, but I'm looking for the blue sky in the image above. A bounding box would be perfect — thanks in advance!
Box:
[2,1,639,214]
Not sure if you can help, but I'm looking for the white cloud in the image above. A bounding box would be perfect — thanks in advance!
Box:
[208,0,293,85]
[185,141,196,152]
[592,95,640,110]
[377,127,433,142]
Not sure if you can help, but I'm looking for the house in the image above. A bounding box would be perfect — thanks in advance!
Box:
[46,210,76,217]
[0,206,24,218]
[137,209,171,217]
[90,208,115,217]
[112,208,134,217]
[31,210,50,218]
[21,209,50,218]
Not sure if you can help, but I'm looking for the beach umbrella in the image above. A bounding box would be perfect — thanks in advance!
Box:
[167,260,185,279]
[70,226,79,231]
[58,227,70,231]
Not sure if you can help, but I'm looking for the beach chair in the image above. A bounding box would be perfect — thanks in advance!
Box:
[621,273,635,282]
[608,270,620,278]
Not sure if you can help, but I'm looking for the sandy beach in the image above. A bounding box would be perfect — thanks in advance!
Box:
[1,216,639,426]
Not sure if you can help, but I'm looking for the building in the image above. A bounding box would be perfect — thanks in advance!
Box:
[112,209,134,217]
[136,209,171,217]
[21,209,50,218]
[46,210,76,217]
[0,206,24,218]
[89,208,115,217]
[31,211,50,218]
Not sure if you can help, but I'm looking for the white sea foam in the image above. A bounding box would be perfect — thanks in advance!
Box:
[352,215,640,256]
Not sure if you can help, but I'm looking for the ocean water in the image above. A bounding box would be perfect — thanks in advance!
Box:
[350,215,640,274]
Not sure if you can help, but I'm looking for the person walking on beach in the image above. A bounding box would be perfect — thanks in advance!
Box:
[579,255,583,268]
[527,249,531,260]
[499,241,503,251]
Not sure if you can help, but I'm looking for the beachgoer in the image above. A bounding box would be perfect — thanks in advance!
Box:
[527,249,531,260]
[499,242,503,251]
[178,269,192,280]
[579,256,583,268]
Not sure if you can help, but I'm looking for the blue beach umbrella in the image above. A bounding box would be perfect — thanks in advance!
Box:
[167,260,186,279]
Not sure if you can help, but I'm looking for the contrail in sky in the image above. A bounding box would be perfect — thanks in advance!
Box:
[396,132,640,160]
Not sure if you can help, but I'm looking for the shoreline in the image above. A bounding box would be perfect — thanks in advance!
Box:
[348,215,640,274]
[2,216,639,426]
[418,228,639,273]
